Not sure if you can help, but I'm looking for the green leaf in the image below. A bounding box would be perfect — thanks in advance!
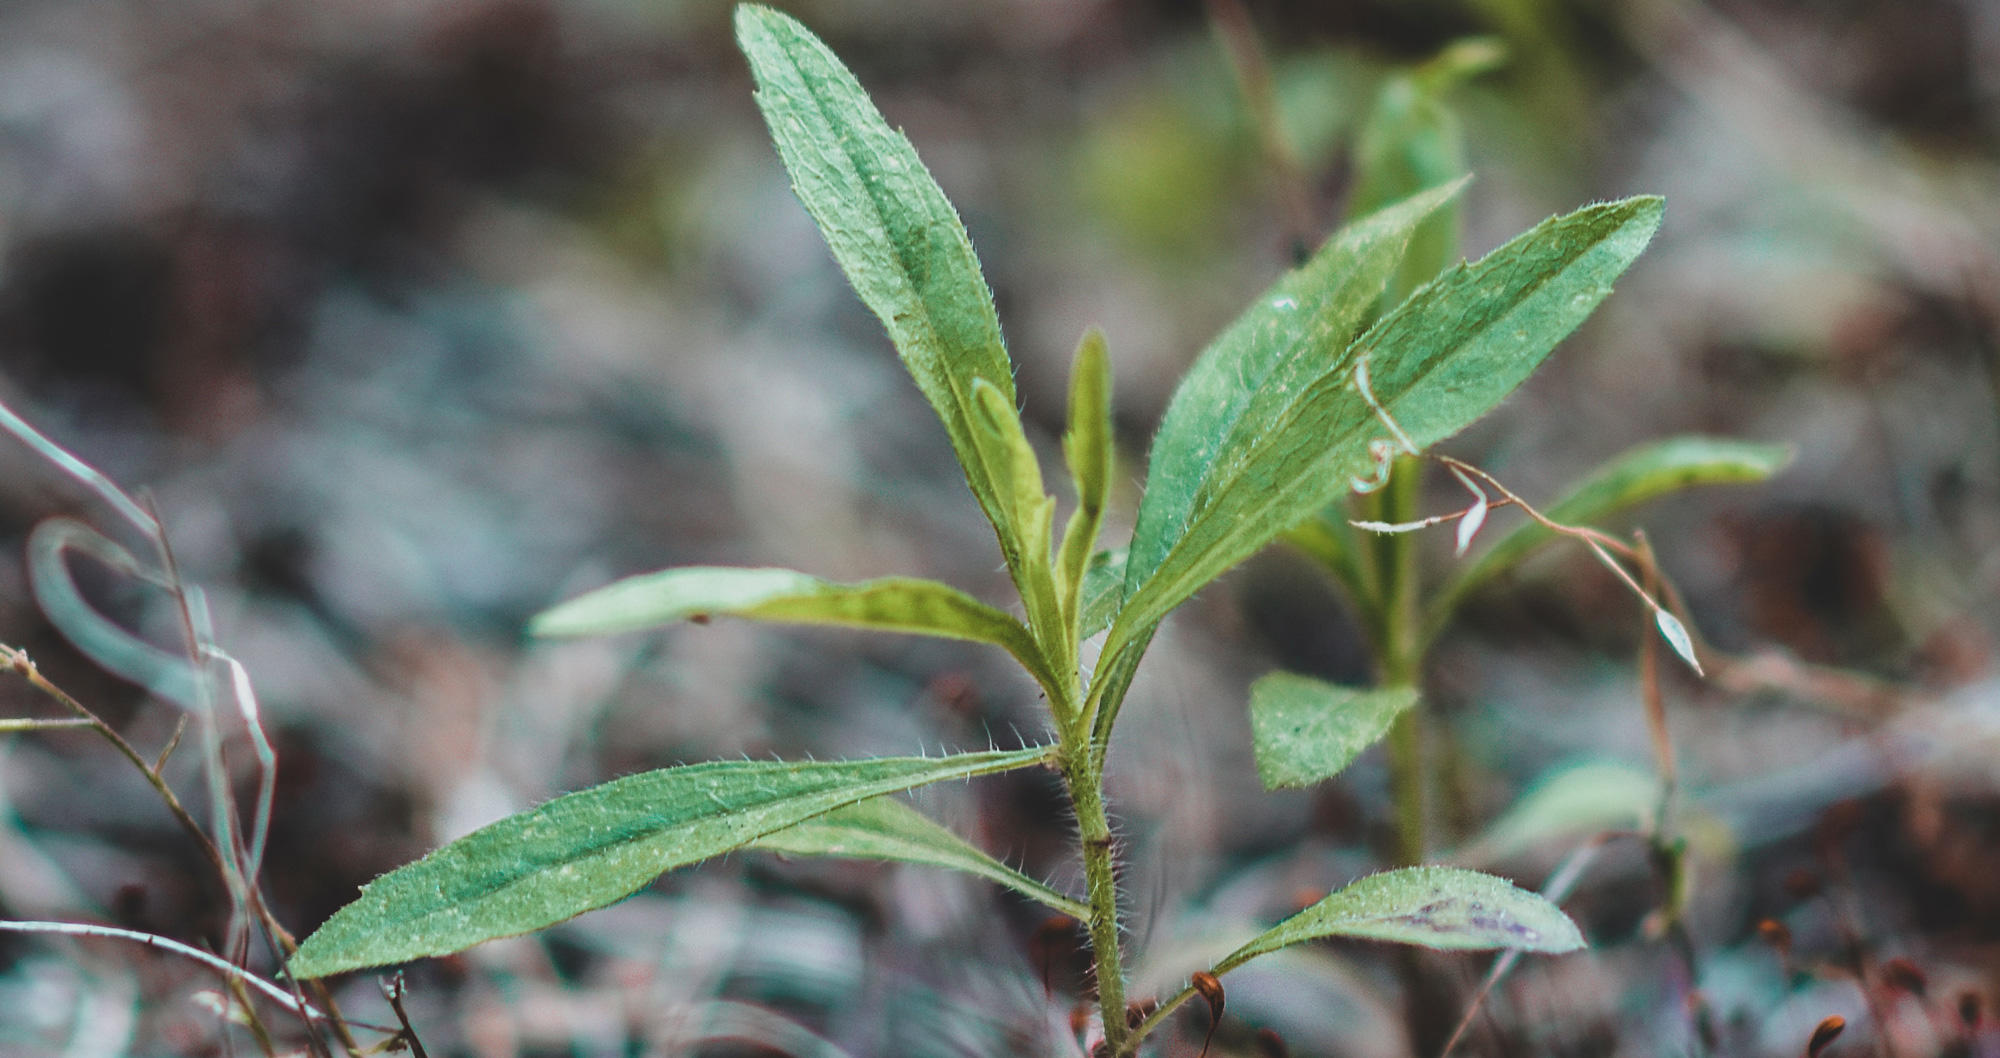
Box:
[290,747,1052,977]
[1344,195,1663,457]
[1076,548,1127,641]
[734,6,1043,584]
[749,796,1088,919]
[1118,181,1465,644]
[1120,195,1663,646]
[969,379,1062,649]
[1462,760,1659,863]
[530,566,1059,696]
[1434,436,1791,624]
[1058,330,1113,630]
[1248,674,1419,790]
[1215,866,1583,973]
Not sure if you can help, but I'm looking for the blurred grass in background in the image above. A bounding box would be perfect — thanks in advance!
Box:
[1,0,1997,1055]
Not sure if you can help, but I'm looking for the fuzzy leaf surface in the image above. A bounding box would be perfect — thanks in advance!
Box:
[735,6,1040,572]
[1076,548,1127,641]
[1116,194,1661,649]
[1249,674,1419,790]
[290,748,1051,977]
[1217,866,1584,972]
[750,797,1087,918]
[1437,436,1791,616]
[1117,182,1463,639]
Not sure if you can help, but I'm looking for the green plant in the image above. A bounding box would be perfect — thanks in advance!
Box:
[1247,40,1792,871]
[282,7,1709,1053]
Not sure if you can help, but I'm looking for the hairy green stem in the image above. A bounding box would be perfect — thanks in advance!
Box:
[1062,741,1129,1054]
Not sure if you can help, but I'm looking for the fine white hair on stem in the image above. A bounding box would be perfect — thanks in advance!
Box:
[0,920,326,1020]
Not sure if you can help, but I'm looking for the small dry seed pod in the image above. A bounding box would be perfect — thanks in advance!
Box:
[1806,1015,1846,1058]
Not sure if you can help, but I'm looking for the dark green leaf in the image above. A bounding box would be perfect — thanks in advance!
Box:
[1131,190,1647,653]
[750,797,1087,918]
[1248,674,1419,789]
[1117,182,1464,646]
[735,6,1043,583]
[290,747,1052,977]
[1345,195,1663,456]
[1118,195,1663,652]
[1216,866,1583,972]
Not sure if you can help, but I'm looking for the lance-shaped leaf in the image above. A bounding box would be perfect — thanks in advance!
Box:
[1214,866,1583,974]
[1460,760,1659,864]
[1430,436,1793,629]
[1114,194,1663,652]
[531,566,1057,692]
[1057,330,1113,629]
[970,379,1062,648]
[1249,674,1419,790]
[749,796,1087,919]
[290,747,1052,977]
[735,6,1043,579]
[1120,182,1464,630]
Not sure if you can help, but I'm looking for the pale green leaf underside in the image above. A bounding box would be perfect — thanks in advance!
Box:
[1119,181,1465,634]
[1442,436,1792,612]
[749,797,1087,919]
[1249,674,1419,790]
[735,5,1039,572]
[1463,760,1659,864]
[1117,194,1663,649]
[1216,866,1584,973]
[290,747,1051,977]
[530,566,1053,689]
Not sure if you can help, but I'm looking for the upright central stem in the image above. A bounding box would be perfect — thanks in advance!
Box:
[1063,741,1128,1054]
[1368,455,1426,866]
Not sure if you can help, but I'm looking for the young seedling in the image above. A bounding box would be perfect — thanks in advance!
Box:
[280,8,1701,1053]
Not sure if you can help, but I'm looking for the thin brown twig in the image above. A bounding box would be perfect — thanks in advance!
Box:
[0,643,366,1056]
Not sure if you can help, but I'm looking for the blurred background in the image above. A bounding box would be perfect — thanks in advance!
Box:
[0,0,1997,1055]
